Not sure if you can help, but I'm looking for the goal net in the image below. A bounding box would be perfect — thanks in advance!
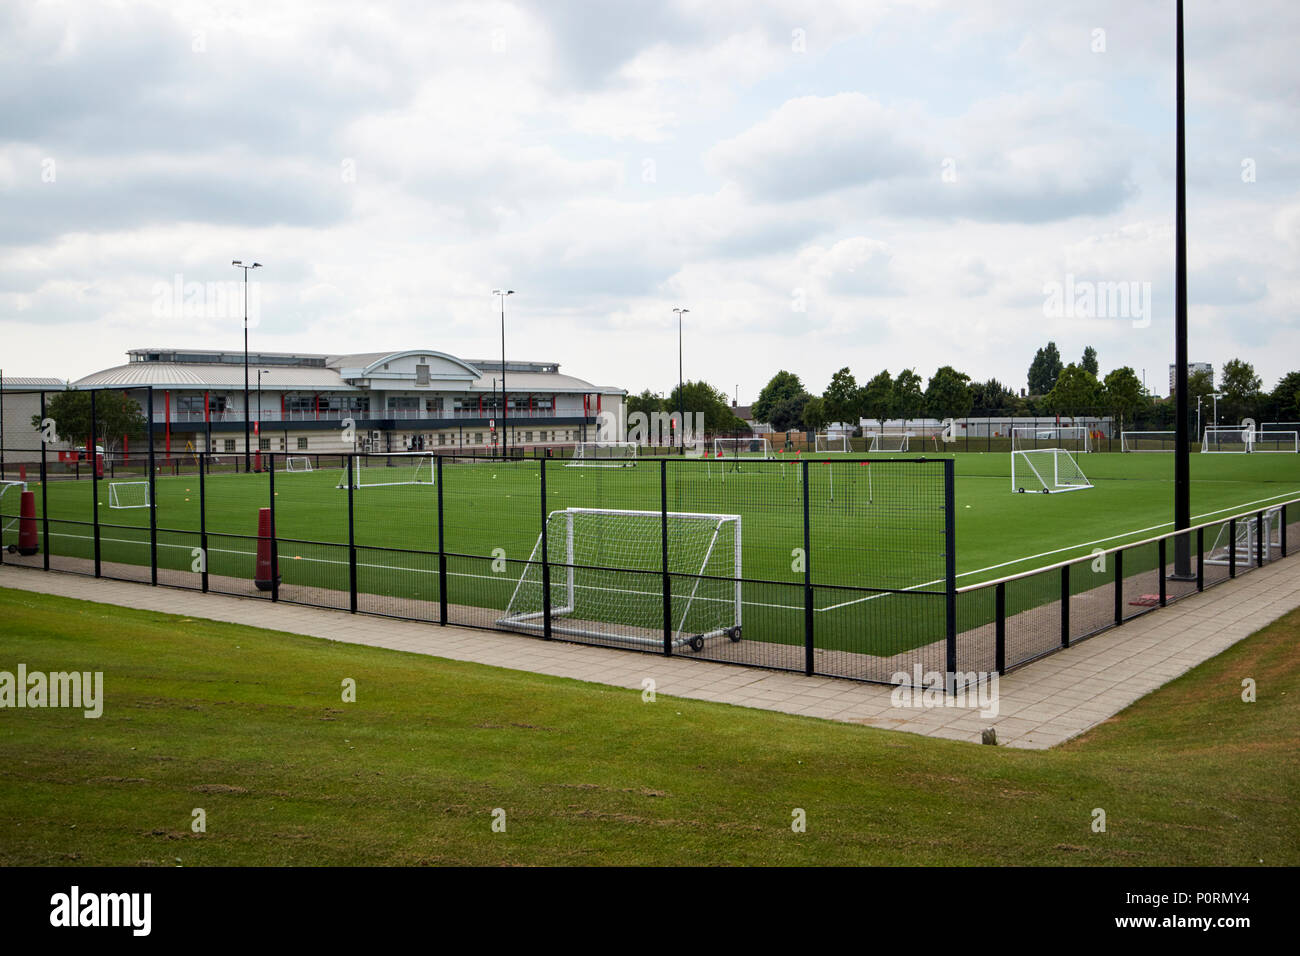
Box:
[497,508,742,651]
[866,432,909,452]
[1205,507,1283,565]
[815,433,850,453]
[338,453,436,489]
[0,480,27,537]
[108,481,151,509]
[1012,448,1092,494]
[1250,430,1299,454]
[1201,426,1252,454]
[286,456,313,473]
[567,442,638,468]
[1011,426,1092,454]
[1121,430,1176,452]
[714,437,772,459]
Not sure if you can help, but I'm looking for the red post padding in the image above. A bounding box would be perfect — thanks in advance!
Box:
[254,506,279,592]
[18,464,27,482]
[95,453,104,479]
[253,449,263,474]
[18,491,38,556]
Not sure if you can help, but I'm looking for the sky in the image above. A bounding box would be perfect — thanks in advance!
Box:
[2,0,1298,401]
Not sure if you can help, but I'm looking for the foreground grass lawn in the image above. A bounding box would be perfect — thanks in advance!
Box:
[0,585,1296,866]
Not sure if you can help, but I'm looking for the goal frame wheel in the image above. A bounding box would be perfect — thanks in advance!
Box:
[728,626,742,643]
[688,636,705,652]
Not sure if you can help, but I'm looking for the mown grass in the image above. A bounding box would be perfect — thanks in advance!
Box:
[0,586,1296,866]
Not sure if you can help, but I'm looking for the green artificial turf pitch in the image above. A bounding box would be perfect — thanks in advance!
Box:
[3,451,1298,655]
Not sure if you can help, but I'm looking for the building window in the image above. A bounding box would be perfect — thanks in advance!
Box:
[224,439,236,453]
[416,364,430,385]
[438,433,446,445]
[259,438,271,451]
[297,437,308,450]
[474,432,483,444]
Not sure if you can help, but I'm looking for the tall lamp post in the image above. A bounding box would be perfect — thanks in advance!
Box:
[493,290,513,457]
[256,369,271,450]
[232,260,262,472]
[673,307,689,451]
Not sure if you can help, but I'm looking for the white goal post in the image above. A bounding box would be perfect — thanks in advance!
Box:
[0,480,27,536]
[866,432,909,452]
[1205,507,1283,565]
[285,456,313,473]
[814,433,850,453]
[567,441,638,467]
[1011,425,1093,454]
[497,508,743,652]
[108,481,151,509]
[714,437,773,459]
[1121,430,1176,452]
[1012,448,1092,494]
[338,452,436,489]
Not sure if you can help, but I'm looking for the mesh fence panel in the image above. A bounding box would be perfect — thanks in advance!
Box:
[1002,569,1062,668]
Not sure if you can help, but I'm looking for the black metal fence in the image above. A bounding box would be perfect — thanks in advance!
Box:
[954,499,1298,676]
[0,440,965,685]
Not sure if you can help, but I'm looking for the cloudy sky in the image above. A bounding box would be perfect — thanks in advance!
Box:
[2,0,1298,400]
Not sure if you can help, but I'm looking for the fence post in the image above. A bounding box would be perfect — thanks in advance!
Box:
[1282,504,1288,557]
[661,459,672,656]
[943,459,958,689]
[1060,564,1070,648]
[994,581,1006,674]
[1158,538,1167,607]
[39,392,49,572]
[1228,518,1237,578]
[1256,511,1264,567]
[1196,527,1204,590]
[268,455,278,602]
[147,387,158,585]
[436,455,447,625]
[802,459,814,676]
[199,453,208,593]
[540,457,551,641]
[1113,547,1123,625]
[347,455,357,613]
[90,388,100,577]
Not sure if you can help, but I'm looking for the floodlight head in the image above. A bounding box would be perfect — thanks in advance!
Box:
[232,260,242,266]
[252,262,262,269]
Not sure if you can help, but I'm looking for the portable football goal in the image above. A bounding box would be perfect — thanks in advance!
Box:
[338,452,436,489]
[497,508,743,652]
[1205,507,1283,565]
[566,442,639,467]
[1201,426,1252,454]
[814,433,850,453]
[866,432,909,452]
[1011,428,1093,493]
[714,437,773,459]
[1121,430,1176,452]
[108,481,151,509]
[285,456,313,473]
[0,480,27,537]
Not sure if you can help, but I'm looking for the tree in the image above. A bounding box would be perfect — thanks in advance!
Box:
[667,380,747,435]
[752,371,804,425]
[1045,363,1102,416]
[1081,346,1099,376]
[822,367,860,425]
[1220,358,1263,422]
[1268,370,1300,422]
[1027,342,1063,395]
[893,369,925,421]
[924,366,973,419]
[860,370,895,425]
[970,378,1017,416]
[33,390,147,454]
[1102,366,1144,432]
[801,396,827,433]
[768,393,812,433]
[626,389,663,419]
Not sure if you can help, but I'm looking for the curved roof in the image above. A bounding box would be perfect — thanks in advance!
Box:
[72,364,350,390]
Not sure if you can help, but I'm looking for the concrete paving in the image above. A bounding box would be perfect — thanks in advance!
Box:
[2,557,1298,749]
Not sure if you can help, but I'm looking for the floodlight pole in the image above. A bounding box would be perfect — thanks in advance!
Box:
[1172,0,1192,578]
[493,290,513,458]
[674,308,689,452]
[233,260,262,473]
